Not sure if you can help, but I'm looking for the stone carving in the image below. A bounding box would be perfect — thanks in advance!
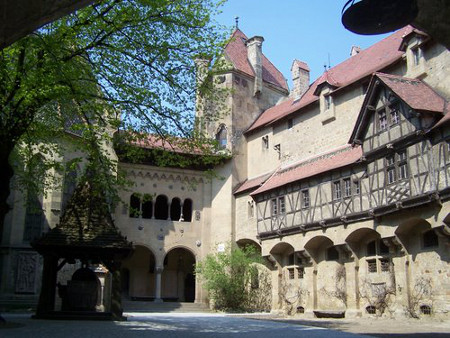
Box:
[15,252,39,294]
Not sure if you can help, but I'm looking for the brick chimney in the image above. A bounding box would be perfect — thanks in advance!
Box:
[246,36,264,96]
[290,59,310,101]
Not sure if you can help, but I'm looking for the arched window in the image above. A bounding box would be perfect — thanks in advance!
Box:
[154,195,169,220]
[183,199,193,222]
[170,197,181,221]
[62,169,78,212]
[216,125,227,149]
[142,194,153,219]
[129,193,141,218]
[23,191,44,242]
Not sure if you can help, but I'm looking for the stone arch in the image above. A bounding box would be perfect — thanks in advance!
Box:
[304,235,334,263]
[345,228,381,258]
[270,242,294,266]
[236,238,261,253]
[162,246,197,302]
[395,217,432,253]
[216,124,227,149]
[121,245,157,300]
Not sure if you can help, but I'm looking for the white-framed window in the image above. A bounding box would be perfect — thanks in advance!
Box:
[343,178,351,197]
[378,109,387,131]
[301,189,310,209]
[271,196,286,216]
[386,151,408,184]
[333,181,342,200]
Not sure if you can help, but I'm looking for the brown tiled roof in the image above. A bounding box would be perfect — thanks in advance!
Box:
[233,171,274,195]
[251,145,362,196]
[350,72,448,143]
[224,29,288,91]
[33,182,132,258]
[246,26,415,134]
[431,103,450,130]
[376,73,446,114]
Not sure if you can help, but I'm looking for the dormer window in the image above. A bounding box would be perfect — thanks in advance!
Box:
[325,95,332,110]
[412,47,421,66]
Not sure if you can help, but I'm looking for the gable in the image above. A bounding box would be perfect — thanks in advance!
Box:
[350,73,446,153]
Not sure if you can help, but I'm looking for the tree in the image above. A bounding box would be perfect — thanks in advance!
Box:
[0,0,228,241]
[195,244,268,311]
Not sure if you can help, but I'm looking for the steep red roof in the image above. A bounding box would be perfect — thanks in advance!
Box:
[251,145,362,196]
[246,26,415,134]
[377,73,446,114]
[224,29,288,91]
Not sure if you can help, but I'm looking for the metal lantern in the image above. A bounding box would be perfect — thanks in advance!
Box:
[342,0,419,35]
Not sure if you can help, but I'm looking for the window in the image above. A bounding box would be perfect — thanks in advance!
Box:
[398,151,408,180]
[170,197,181,221]
[262,135,269,149]
[386,155,396,184]
[390,103,400,125]
[366,305,376,315]
[301,189,310,209]
[216,125,227,149]
[386,151,408,184]
[412,47,420,66]
[380,258,390,272]
[279,196,286,214]
[325,95,332,110]
[423,230,438,248]
[367,240,377,256]
[274,144,281,160]
[129,193,141,218]
[297,267,305,279]
[420,305,432,315]
[142,194,153,219]
[23,191,44,242]
[248,201,254,218]
[271,197,285,216]
[367,259,377,273]
[353,180,360,195]
[343,178,351,197]
[154,195,169,220]
[183,199,193,222]
[271,198,278,216]
[287,119,293,129]
[378,109,387,131]
[288,268,295,280]
[333,181,341,200]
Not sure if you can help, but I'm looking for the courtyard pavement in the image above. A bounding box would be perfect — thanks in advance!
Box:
[1,311,450,337]
[1,312,368,338]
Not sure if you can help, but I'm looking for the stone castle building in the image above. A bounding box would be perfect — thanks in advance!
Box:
[1,25,449,318]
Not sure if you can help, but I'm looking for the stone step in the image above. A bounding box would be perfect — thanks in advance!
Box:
[122,300,211,313]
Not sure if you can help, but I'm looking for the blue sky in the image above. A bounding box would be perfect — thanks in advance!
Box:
[215,0,391,89]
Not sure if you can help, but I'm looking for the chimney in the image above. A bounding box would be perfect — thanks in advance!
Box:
[290,60,310,101]
[350,45,361,56]
[246,36,264,96]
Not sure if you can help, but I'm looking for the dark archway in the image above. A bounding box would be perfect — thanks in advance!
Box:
[162,247,196,302]
[183,199,193,222]
[170,198,181,221]
[121,245,156,300]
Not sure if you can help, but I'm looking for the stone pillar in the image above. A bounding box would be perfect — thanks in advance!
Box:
[154,266,164,303]
[35,254,58,318]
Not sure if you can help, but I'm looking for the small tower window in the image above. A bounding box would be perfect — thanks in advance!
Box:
[216,125,227,149]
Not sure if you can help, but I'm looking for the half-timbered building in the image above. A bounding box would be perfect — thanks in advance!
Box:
[1,25,449,318]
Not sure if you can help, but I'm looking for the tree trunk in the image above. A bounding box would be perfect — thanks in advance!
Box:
[0,141,14,243]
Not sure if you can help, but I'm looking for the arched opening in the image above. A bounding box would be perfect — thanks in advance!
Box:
[121,245,156,300]
[236,238,261,254]
[142,194,153,219]
[170,198,181,221]
[62,168,78,212]
[162,247,196,302]
[183,199,193,222]
[216,124,227,149]
[154,195,169,220]
[129,193,141,218]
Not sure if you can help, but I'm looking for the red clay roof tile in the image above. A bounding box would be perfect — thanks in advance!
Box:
[251,145,362,196]
[224,29,288,91]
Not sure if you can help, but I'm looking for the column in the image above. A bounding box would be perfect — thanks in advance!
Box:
[154,266,163,303]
